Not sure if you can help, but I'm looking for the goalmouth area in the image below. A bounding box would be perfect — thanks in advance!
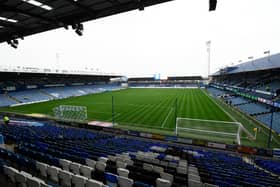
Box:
[176,117,255,146]
[1,88,280,148]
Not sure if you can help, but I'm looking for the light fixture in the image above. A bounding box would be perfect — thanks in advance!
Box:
[13,39,19,45]
[72,23,84,36]
[7,40,18,49]
[6,37,24,49]
[75,29,83,36]
[77,23,83,31]
[22,0,53,11]
[0,16,18,23]
[72,24,77,30]
[264,50,271,63]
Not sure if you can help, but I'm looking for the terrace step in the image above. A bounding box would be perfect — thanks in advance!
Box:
[5,94,21,104]
[39,89,56,99]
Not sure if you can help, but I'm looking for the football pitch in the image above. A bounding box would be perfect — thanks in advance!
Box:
[1,88,280,148]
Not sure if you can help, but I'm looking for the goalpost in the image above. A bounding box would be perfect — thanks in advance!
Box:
[176,117,255,145]
[53,105,87,122]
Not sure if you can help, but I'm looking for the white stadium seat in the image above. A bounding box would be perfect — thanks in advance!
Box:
[58,170,73,187]
[47,166,61,182]
[177,166,187,175]
[86,159,96,168]
[36,162,48,177]
[160,172,173,184]
[189,173,201,181]
[153,166,164,174]
[70,162,81,175]
[117,168,129,178]
[15,172,28,187]
[95,161,106,172]
[188,179,203,187]
[4,166,19,183]
[72,175,87,187]
[143,163,153,171]
[156,178,171,187]
[116,161,127,169]
[80,165,93,178]
[59,159,72,171]
[98,157,108,163]
[86,179,104,187]
[118,176,133,187]
[204,183,219,187]
[108,155,117,162]
[26,177,41,187]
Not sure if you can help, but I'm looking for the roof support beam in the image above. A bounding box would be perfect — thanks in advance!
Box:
[0,0,174,44]
[64,0,96,16]
[0,20,26,39]
[107,0,121,6]
[0,20,25,30]
[0,4,64,26]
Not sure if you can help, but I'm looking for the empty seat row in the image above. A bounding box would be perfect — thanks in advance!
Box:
[3,165,51,187]
[36,161,108,187]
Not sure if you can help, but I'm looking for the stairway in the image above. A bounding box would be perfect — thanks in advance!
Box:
[39,90,56,99]
[4,94,21,104]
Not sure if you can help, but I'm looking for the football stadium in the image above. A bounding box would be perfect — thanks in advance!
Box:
[0,1,280,187]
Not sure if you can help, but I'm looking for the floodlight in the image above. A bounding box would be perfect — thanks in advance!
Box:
[77,23,84,31]
[72,24,77,30]
[7,40,18,49]
[209,0,217,11]
[13,39,19,45]
[137,0,144,11]
[75,29,83,36]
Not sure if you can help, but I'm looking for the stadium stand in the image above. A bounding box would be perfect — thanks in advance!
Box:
[0,85,121,106]
[258,80,280,93]
[229,96,249,106]
[43,85,120,99]
[206,88,226,97]
[0,95,17,107]
[255,158,280,176]
[210,53,280,135]
[237,102,270,115]
[0,72,208,107]
[256,112,280,133]
[0,71,122,106]
[128,76,204,88]
[0,118,279,187]
[193,150,280,187]
[8,90,53,103]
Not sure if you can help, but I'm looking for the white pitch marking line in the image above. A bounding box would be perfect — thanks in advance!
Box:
[161,107,174,128]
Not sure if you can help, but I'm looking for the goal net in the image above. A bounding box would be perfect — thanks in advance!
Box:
[53,105,87,122]
[176,117,254,145]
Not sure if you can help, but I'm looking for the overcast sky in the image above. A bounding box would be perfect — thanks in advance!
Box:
[1,0,280,78]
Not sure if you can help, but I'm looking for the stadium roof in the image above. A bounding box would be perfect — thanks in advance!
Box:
[0,0,174,44]
[213,53,280,76]
[0,71,121,83]
[128,77,154,81]
[168,76,203,80]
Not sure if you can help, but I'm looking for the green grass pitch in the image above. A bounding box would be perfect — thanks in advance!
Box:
[1,88,279,148]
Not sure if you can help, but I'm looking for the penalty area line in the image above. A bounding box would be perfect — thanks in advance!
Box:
[161,107,174,128]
